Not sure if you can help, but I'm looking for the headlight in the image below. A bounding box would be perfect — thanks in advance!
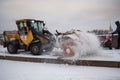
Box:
[31,20,34,23]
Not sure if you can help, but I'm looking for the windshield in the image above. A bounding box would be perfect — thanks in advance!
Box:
[30,21,43,34]
[19,22,27,35]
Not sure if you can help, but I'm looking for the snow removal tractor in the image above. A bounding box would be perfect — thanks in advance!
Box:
[3,19,55,55]
[2,19,100,57]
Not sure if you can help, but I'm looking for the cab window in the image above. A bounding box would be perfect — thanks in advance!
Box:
[19,22,27,35]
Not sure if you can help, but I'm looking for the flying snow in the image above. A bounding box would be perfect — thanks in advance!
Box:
[55,30,102,59]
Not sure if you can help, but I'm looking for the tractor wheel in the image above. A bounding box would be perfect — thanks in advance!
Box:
[30,43,42,55]
[62,42,76,57]
[7,43,18,54]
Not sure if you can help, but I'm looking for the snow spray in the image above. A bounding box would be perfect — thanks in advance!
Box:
[72,31,102,59]
[55,30,102,59]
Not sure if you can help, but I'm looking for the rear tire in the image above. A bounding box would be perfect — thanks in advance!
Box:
[30,43,42,55]
[7,43,18,54]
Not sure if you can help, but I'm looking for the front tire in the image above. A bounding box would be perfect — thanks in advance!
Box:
[30,43,42,55]
[7,43,18,54]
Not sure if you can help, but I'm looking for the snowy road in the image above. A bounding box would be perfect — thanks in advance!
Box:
[0,45,120,61]
[0,46,120,80]
[0,60,120,80]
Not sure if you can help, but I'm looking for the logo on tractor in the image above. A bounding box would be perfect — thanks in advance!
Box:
[21,35,26,40]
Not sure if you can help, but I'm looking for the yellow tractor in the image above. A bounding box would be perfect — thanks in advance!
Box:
[3,19,55,55]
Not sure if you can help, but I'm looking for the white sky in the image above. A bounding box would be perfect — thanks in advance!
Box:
[0,0,120,33]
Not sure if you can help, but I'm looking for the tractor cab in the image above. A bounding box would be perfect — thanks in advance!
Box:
[16,19,49,45]
[16,19,45,36]
[27,20,45,35]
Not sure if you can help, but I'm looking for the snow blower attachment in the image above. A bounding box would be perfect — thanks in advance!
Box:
[55,30,78,57]
[55,30,101,58]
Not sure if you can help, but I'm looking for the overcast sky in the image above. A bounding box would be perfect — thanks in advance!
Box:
[0,0,120,33]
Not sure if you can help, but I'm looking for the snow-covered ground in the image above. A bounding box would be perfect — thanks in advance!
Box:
[0,46,120,80]
[0,60,120,80]
[0,46,120,61]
